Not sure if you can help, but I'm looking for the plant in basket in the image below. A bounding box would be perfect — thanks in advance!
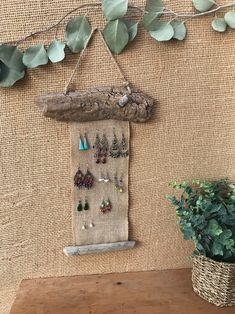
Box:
[167,178,235,307]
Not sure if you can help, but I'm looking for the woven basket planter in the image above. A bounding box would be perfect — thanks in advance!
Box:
[192,255,235,307]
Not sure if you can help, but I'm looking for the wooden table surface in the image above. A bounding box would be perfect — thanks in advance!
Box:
[10,268,234,314]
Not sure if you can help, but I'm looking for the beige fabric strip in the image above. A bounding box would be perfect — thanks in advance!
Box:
[70,120,130,245]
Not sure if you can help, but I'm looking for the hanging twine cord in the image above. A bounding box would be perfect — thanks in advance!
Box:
[64,28,131,94]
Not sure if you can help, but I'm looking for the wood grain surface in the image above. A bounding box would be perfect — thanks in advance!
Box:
[10,269,235,314]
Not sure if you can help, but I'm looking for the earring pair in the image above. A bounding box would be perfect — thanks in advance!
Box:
[74,168,94,189]
[110,132,129,158]
[82,222,95,230]
[98,172,110,183]
[77,199,89,212]
[93,133,109,164]
[100,199,112,214]
[79,134,89,151]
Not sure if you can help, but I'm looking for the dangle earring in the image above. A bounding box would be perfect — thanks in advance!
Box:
[110,131,120,158]
[103,173,110,183]
[105,199,112,212]
[77,200,83,212]
[79,135,85,151]
[74,168,84,189]
[119,133,129,157]
[114,174,125,193]
[93,133,101,164]
[83,133,89,150]
[100,200,107,214]
[83,168,95,189]
[100,133,109,164]
[84,199,89,211]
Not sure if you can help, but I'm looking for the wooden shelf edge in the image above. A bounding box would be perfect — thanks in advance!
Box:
[63,241,136,256]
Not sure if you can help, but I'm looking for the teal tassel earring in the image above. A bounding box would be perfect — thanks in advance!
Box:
[83,134,89,150]
[79,136,85,151]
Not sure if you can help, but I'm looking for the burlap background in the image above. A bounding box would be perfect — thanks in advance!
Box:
[0,1,235,313]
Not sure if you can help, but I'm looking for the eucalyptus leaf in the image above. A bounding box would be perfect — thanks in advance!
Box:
[123,20,138,41]
[212,18,227,32]
[171,20,187,40]
[142,12,161,31]
[103,19,129,54]
[224,11,235,29]
[149,21,174,41]
[23,44,48,68]
[192,0,214,12]
[47,40,65,63]
[0,61,25,87]
[0,45,25,72]
[102,0,128,21]
[145,0,165,13]
[65,16,92,53]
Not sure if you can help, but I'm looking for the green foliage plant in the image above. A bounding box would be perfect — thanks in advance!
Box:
[167,178,235,263]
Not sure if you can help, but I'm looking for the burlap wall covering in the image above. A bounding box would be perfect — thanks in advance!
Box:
[0,0,235,313]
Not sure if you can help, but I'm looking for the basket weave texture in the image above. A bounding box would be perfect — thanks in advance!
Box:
[192,255,235,307]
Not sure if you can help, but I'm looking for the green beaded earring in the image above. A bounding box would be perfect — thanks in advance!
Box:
[84,199,89,211]
[77,200,83,212]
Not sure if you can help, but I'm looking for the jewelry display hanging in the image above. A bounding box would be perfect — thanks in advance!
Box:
[35,29,154,257]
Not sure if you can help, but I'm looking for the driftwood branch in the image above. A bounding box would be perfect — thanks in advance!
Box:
[36,86,154,123]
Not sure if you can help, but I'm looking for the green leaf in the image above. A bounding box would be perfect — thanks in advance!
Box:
[145,0,165,13]
[0,61,25,87]
[142,12,161,31]
[212,241,224,256]
[224,11,235,29]
[23,44,48,68]
[0,45,25,72]
[65,16,92,53]
[102,0,128,21]
[47,40,65,63]
[103,19,129,54]
[171,20,187,40]
[0,45,25,87]
[207,219,223,236]
[192,0,214,12]
[212,18,227,32]
[149,22,174,42]
[123,20,138,41]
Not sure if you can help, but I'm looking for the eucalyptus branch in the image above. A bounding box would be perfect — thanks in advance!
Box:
[2,3,143,45]
[162,2,235,18]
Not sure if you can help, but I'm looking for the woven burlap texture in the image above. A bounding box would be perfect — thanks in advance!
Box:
[0,1,235,313]
[71,121,129,245]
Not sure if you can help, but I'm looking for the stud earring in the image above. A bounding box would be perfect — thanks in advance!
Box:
[77,200,83,212]
[83,133,89,150]
[119,133,129,157]
[84,199,89,211]
[79,135,85,151]
[110,131,120,158]
[74,168,84,189]
[93,133,101,164]
[83,169,94,189]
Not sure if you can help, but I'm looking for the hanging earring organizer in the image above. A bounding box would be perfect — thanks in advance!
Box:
[36,29,155,256]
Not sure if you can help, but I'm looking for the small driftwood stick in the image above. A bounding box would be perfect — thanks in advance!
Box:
[36,86,154,123]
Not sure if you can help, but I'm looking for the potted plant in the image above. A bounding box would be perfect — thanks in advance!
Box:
[167,178,235,307]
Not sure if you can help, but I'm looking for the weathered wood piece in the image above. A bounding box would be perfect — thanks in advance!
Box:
[63,241,136,256]
[36,86,154,123]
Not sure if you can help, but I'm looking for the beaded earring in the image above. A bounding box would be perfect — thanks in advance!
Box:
[93,133,101,164]
[83,169,94,189]
[84,199,90,211]
[119,133,129,157]
[77,200,83,212]
[110,132,120,158]
[74,168,84,189]
[100,133,109,164]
